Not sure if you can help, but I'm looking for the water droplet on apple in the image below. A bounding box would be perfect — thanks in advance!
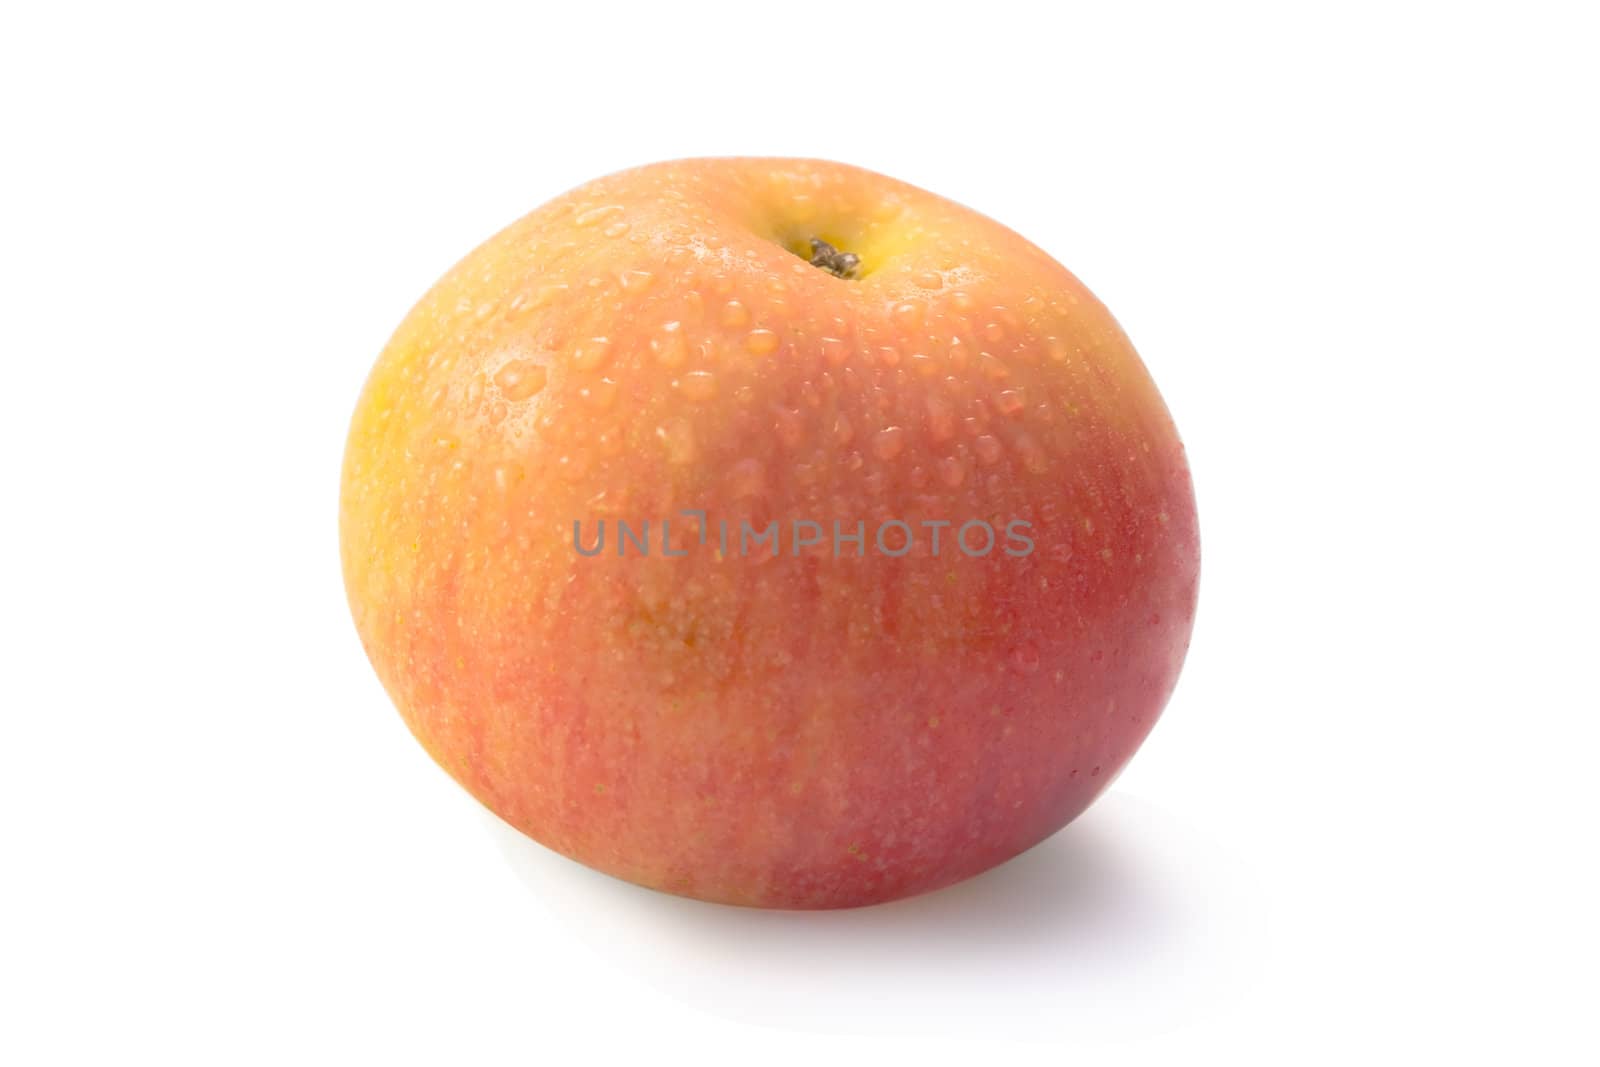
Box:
[774,407,804,448]
[979,352,1009,381]
[571,337,612,372]
[677,370,717,401]
[492,462,523,491]
[579,377,618,409]
[872,426,906,460]
[920,400,956,449]
[574,204,624,227]
[492,359,547,401]
[744,329,779,356]
[652,321,688,367]
[892,301,922,328]
[832,413,854,446]
[530,284,568,310]
[557,451,591,481]
[656,418,696,465]
[1014,430,1047,473]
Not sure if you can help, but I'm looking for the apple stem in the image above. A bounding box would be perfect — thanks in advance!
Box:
[808,238,861,280]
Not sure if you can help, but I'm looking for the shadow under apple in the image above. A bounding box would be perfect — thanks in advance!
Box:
[487,791,1260,1040]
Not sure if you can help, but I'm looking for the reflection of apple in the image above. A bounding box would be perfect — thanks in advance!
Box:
[341,158,1199,908]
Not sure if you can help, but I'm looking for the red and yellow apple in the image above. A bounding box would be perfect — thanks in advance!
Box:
[341,158,1198,908]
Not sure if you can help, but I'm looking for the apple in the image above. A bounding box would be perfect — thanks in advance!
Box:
[341,158,1198,908]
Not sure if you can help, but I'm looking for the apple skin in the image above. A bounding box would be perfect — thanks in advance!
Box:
[341,158,1198,908]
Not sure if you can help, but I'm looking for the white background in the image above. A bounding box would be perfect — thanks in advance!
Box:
[4,2,1597,1062]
